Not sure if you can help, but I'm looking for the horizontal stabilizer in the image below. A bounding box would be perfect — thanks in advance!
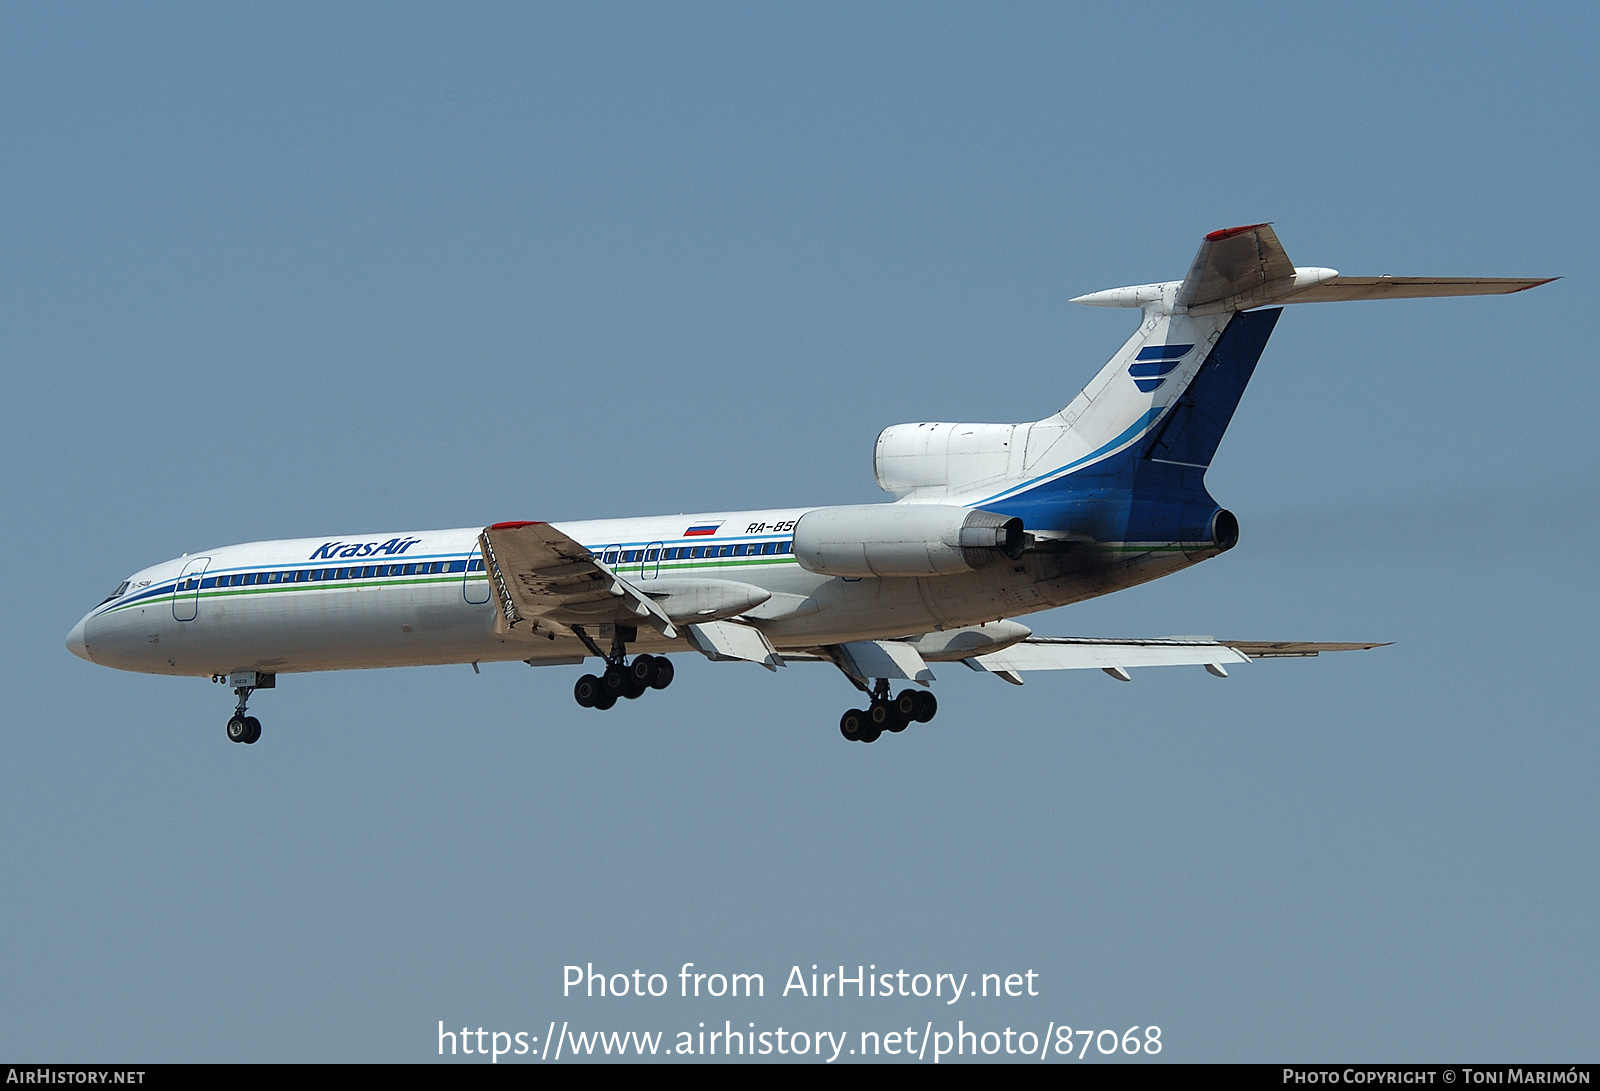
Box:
[1072,224,1554,315]
[1279,276,1555,303]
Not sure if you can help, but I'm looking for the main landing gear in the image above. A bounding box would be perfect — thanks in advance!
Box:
[216,671,273,744]
[570,625,674,711]
[839,681,937,743]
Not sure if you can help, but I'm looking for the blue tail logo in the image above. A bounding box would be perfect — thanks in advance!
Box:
[1128,344,1194,392]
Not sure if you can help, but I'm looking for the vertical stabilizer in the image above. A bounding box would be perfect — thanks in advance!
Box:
[874,225,1550,530]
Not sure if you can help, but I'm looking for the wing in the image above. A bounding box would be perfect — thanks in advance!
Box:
[962,636,1387,684]
[477,521,677,640]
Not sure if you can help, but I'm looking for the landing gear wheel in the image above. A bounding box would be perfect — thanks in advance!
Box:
[869,698,903,733]
[242,716,261,744]
[888,691,919,731]
[628,655,659,688]
[648,657,674,690]
[840,708,867,741]
[226,715,250,743]
[601,663,628,697]
[912,690,938,723]
[574,674,602,708]
[859,725,883,743]
[622,674,647,699]
[593,691,617,711]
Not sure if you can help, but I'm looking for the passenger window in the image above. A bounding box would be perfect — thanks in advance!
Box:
[403,563,416,575]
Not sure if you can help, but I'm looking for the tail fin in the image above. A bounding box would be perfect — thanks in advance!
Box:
[1014,223,1553,488]
[875,226,1551,523]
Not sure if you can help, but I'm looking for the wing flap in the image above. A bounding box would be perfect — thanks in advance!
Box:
[828,641,936,686]
[685,620,784,670]
[963,636,1388,678]
[969,636,1250,675]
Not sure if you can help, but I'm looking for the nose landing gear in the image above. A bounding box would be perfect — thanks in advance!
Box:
[839,682,937,743]
[216,671,273,744]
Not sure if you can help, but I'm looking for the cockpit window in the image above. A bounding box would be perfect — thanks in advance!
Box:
[98,581,130,606]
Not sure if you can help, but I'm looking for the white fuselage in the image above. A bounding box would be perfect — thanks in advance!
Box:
[67,507,1204,678]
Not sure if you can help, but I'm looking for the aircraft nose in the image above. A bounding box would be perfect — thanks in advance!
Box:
[65,616,92,663]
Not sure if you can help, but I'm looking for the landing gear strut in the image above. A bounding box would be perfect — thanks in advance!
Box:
[217,671,272,744]
[839,679,936,743]
[571,625,674,711]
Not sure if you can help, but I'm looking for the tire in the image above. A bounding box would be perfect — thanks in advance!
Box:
[859,725,883,743]
[226,715,249,743]
[913,690,938,723]
[869,699,895,729]
[628,655,658,687]
[601,664,628,696]
[622,674,647,699]
[574,674,601,708]
[888,691,917,731]
[243,716,261,744]
[649,657,674,690]
[840,708,866,741]
[593,691,617,711]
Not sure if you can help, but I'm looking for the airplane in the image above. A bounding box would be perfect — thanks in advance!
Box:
[64,225,1553,746]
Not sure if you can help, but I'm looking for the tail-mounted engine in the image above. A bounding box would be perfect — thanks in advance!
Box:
[792,505,1025,578]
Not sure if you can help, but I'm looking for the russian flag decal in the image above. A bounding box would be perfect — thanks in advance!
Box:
[684,524,721,537]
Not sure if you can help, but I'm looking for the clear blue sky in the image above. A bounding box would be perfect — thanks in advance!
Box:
[2,3,1595,1062]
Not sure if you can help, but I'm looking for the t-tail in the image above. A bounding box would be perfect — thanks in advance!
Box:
[873,223,1552,550]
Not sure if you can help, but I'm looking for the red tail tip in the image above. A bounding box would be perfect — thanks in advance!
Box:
[1205,223,1269,241]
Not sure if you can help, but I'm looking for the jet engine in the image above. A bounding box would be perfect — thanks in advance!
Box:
[792,505,1025,578]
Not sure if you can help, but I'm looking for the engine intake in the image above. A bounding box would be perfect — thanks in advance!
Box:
[792,505,1025,578]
